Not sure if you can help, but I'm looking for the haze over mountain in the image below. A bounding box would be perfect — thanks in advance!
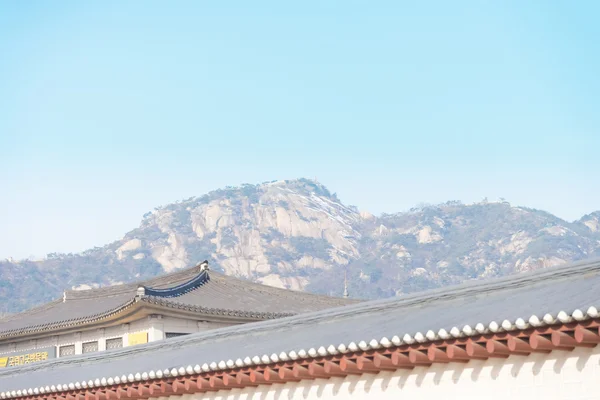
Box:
[1,178,599,314]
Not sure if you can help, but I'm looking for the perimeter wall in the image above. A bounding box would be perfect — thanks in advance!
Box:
[159,346,599,400]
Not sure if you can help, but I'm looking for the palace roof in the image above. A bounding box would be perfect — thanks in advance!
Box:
[2,257,600,397]
[0,262,355,340]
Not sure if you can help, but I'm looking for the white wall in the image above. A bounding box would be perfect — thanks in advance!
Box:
[0,315,233,357]
[0,319,146,357]
[160,346,600,400]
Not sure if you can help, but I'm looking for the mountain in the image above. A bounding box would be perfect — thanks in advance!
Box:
[2,178,600,314]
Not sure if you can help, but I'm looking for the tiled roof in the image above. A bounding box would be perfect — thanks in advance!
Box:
[0,263,355,339]
[2,257,600,395]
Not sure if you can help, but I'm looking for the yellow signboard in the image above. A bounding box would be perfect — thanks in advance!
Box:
[0,347,55,368]
[128,331,148,346]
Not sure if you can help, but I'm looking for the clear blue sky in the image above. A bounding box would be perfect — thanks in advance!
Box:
[1,1,599,259]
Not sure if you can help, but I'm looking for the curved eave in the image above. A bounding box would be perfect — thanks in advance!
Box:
[0,299,139,341]
[140,269,209,298]
[0,296,294,342]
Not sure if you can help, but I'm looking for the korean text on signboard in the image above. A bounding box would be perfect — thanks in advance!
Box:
[0,347,57,368]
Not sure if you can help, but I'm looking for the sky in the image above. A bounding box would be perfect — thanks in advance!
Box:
[0,1,599,260]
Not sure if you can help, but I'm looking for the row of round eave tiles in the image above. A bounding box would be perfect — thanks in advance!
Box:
[1,306,598,399]
[142,298,293,319]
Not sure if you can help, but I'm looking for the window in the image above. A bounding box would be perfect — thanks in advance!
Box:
[106,337,123,350]
[82,341,98,354]
[59,345,75,357]
[165,332,189,339]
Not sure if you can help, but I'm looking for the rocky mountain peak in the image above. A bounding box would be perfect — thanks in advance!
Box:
[120,179,361,285]
[1,179,599,314]
[578,212,600,233]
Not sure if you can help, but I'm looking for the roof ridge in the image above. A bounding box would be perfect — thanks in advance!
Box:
[0,298,138,338]
[64,264,204,300]
[138,263,203,287]
[209,271,355,303]
[141,270,209,298]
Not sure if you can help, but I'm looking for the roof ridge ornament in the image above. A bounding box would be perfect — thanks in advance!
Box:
[136,286,146,299]
[142,265,210,298]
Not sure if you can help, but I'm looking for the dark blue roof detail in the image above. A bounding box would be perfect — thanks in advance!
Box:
[142,270,209,298]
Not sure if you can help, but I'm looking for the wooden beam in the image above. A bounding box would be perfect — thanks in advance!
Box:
[113,387,127,400]
[263,366,287,383]
[277,366,301,382]
[208,376,226,390]
[103,390,116,400]
[311,360,348,377]
[408,349,432,366]
[372,353,410,369]
[466,341,507,358]
[446,344,483,361]
[221,373,246,388]
[292,364,328,379]
[249,370,268,385]
[209,374,244,389]
[358,355,397,371]
[234,371,257,386]
[149,383,162,396]
[426,347,450,363]
[507,336,549,354]
[574,326,600,345]
[136,385,151,398]
[528,333,557,352]
[390,351,418,368]
[193,377,212,391]
[486,339,528,356]
[552,331,595,349]
[339,356,378,374]
[156,381,174,395]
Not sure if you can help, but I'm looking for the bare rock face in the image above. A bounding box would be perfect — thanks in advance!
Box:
[1,179,599,313]
[131,180,361,280]
[416,226,443,244]
[580,212,600,233]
